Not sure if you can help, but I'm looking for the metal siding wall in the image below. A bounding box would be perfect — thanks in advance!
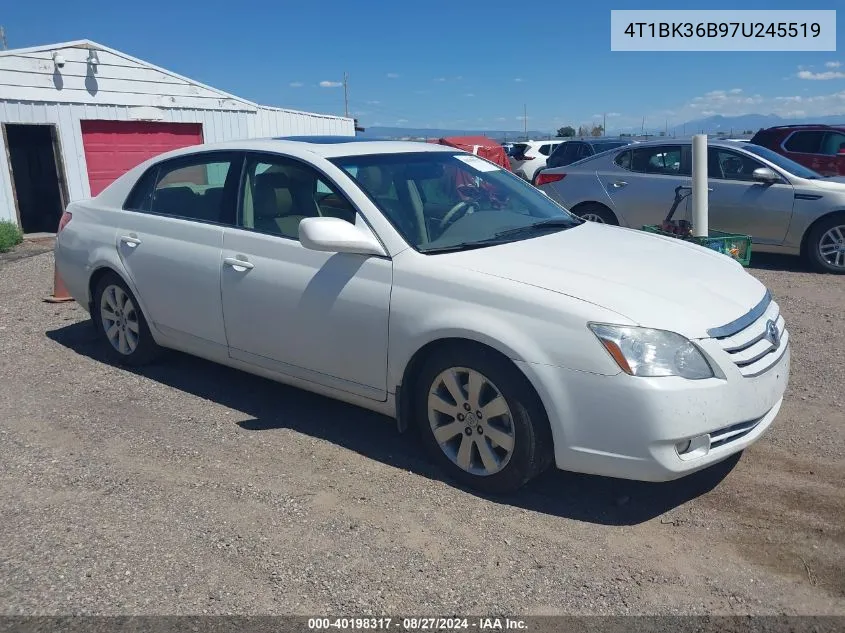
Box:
[0,98,352,224]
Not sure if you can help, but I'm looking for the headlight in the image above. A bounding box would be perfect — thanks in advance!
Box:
[588,323,714,379]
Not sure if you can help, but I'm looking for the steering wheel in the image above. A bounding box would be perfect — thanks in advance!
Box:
[439,200,479,230]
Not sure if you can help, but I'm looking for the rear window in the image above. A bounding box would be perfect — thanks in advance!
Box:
[784,131,825,154]
[509,143,529,159]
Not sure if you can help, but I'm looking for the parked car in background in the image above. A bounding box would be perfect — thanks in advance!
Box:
[537,139,845,273]
[750,124,845,177]
[508,140,565,182]
[54,137,789,493]
[542,138,636,174]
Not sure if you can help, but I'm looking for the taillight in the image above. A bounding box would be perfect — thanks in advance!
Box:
[535,172,566,187]
[57,211,72,233]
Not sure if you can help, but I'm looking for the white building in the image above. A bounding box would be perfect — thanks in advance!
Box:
[0,40,354,233]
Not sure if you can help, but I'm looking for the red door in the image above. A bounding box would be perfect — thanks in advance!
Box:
[81,121,204,196]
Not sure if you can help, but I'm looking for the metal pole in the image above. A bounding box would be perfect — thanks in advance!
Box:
[523,104,527,137]
[343,72,349,118]
[692,134,709,238]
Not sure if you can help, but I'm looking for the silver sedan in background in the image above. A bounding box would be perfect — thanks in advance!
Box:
[536,140,845,274]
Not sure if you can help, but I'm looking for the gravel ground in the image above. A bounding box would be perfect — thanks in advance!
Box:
[0,249,842,616]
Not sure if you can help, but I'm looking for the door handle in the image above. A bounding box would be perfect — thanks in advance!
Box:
[223,256,254,271]
[611,180,628,188]
[119,235,141,247]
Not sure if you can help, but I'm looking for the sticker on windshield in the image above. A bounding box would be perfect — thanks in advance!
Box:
[454,154,501,172]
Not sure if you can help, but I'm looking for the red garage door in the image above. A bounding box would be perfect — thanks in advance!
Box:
[81,121,204,196]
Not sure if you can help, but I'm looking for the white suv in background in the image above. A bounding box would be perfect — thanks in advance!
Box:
[508,140,564,183]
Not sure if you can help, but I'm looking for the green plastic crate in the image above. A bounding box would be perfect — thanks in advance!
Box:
[642,225,752,267]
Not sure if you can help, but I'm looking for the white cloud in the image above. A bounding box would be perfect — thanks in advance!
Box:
[496,117,507,121]
[465,93,475,97]
[666,86,845,124]
[386,73,400,79]
[433,77,447,82]
[289,81,303,88]
[607,112,621,117]
[825,61,841,68]
[366,100,381,105]
[319,80,342,88]
[514,78,524,82]
[729,88,743,94]
[396,118,408,124]
[798,70,845,80]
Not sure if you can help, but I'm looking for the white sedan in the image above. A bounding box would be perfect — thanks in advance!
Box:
[54,137,790,493]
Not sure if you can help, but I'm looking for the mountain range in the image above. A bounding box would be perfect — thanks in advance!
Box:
[359,114,845,141]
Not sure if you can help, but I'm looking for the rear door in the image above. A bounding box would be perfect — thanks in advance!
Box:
[782,130,829,174]
[601,144,691,227]
[706,147,794,245]
[116,151,241,350]
[820,130,845,176]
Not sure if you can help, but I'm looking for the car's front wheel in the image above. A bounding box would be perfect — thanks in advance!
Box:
[806,215,845,274]
[414,345,552,494]
[94,273,161,365]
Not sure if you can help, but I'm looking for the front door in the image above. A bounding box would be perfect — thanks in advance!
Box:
[115,151,241,351]
[705,147,795,245]
[220,152,392,401]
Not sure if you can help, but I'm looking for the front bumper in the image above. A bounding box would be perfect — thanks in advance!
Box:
[516,342,790,482]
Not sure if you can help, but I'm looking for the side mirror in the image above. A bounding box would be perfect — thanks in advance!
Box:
[752,167,779,183]
[299,217,387,257]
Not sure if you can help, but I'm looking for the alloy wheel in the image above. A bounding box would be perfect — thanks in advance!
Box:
[427,367,515,477]
[818,224,845,270]
[100,284,140,355]
[580,213,606,223]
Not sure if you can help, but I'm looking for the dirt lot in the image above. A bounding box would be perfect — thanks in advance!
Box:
[0,248,843,616]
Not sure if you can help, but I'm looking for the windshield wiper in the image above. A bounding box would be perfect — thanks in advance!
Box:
[493,217,580,239]
[420,239,510,254]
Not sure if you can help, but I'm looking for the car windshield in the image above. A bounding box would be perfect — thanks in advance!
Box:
[743,143,822,179]
[331,151,581,253]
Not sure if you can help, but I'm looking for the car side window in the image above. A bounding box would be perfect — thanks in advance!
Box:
[239,154,357,240]
[784,131,825,154]
[148,153,239,224]
[820,131,845,155]
[123,166,159,212]
[539,144,552,156]
[708,148,768,181]
[577,144,593,160]
[629,146,684,175]
[614,150,632,170]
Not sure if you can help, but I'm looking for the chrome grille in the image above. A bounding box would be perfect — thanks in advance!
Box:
[708,291,789,378]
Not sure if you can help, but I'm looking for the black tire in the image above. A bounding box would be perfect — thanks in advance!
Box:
[413,344,553,494]
[574,203,618,225]
[93,272,161,366]
[805,214,845,274]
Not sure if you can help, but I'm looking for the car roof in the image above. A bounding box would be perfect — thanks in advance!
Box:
[132,136,461,163]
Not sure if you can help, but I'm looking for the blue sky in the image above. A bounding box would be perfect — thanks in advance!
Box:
[3,0,843,132]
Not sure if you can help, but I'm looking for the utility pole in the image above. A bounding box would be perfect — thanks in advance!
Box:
[523,103,527,138]
[0,26,7,51]
[641,116,645,136]
[343,72,349,118]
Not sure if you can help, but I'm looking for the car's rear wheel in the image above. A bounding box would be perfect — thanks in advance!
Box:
[414,345,552,494]
[574,203,618,225]
[806,215,845,274]
[94,273,161,365]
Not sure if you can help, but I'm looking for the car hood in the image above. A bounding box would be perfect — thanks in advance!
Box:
[439,222,767,339]
[809,176,845,191]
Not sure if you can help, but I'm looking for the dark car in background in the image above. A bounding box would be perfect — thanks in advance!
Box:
[750,124,845,177]
[533,138,635,185]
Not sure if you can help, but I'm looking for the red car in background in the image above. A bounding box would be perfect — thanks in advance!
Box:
[750,124,845,177]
